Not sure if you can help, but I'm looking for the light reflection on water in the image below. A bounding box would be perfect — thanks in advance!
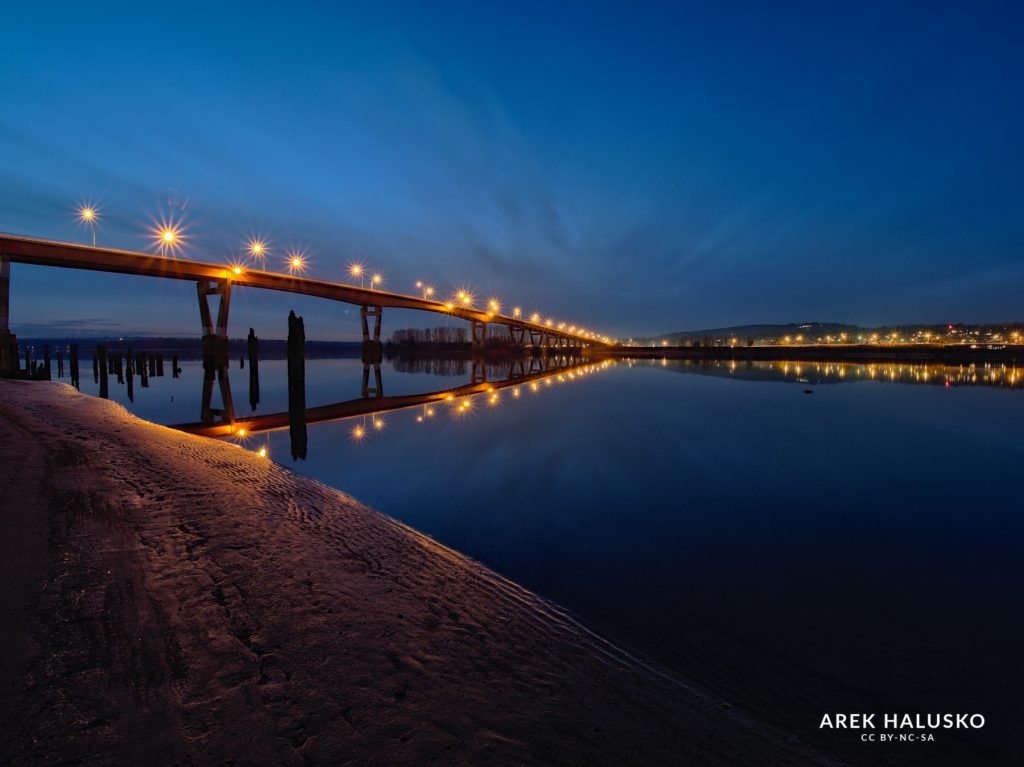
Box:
[66,353,1024,765]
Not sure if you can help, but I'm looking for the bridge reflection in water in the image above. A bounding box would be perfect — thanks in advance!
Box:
[173,353,610,456]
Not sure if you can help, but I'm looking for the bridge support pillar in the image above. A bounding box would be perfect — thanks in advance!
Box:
[361,363,383,398]
[471,320,487,351]
[197,279,233,426]
[506,324,526,347]
[361,306,382,361]
[201,364,236,426]
[0,256,16,373]
[197,278,231,367]
[471,358,487,384]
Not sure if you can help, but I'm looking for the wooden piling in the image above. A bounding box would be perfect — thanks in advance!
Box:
[97,345,108,399]
[70,343,80,390]
[287,311,307,460]
[247,327,260,411]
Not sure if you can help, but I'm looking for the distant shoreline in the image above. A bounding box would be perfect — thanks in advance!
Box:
[593,344,1024,365]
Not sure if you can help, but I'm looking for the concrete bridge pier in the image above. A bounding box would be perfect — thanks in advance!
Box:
[361,306,382,362]
[197,279,234,426]
[197,278,231,368]
[0,257,16,372]
[507,324,526,347]
[361,363,383,398]
[200,364,236,426]
[471,320,487,351]
[471,358,487,384]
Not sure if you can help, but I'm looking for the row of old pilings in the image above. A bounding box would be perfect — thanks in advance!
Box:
[89,347,169,399]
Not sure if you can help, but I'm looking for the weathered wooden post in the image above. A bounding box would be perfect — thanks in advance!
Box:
[57,347,64,379]
[42,345,51,380]
[287,311,307,460]
[92,351,98,383]
[157,354,165,377]
[97,345,109,399]
[70,343,80,390]
[247,327,260,411]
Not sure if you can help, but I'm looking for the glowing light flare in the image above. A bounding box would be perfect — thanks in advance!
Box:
[77,203,100,246]
[247,239,269,259]
[149,215,187,257]
[287,251,307,273]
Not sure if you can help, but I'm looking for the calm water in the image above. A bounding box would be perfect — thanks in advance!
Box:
[66,352,1024,764]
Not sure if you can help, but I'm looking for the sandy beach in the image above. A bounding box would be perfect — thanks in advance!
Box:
[0,380,830,765]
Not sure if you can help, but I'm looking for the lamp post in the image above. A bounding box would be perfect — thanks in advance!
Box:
[78,206,98,246]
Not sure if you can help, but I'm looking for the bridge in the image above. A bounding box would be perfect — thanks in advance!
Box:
[174,353,598,439]
[0,233,613,372]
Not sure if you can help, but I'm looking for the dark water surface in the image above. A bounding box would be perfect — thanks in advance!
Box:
[69,354,1024,765]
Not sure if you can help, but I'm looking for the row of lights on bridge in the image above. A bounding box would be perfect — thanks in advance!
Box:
[76,203,612,343]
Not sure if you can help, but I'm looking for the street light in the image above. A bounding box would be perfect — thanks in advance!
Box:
[151,217,185,257]
[247,239,268,261]
[371,273,383,289]
[287,251,306,273]
[349,263,365,288]
[78,205,98,246]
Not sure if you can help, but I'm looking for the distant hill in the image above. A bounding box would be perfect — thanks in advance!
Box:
[638,320,1024,347]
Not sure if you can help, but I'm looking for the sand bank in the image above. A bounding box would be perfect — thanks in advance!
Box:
[0,380,829,765]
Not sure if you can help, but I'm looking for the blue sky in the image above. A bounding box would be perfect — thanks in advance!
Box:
[2,1,1022,339]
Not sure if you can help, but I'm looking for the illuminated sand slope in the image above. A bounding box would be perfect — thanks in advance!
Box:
[0,381,830,766]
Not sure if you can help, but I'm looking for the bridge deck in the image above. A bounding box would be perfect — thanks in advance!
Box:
[0,234,606,346]
[174,359,589,438]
